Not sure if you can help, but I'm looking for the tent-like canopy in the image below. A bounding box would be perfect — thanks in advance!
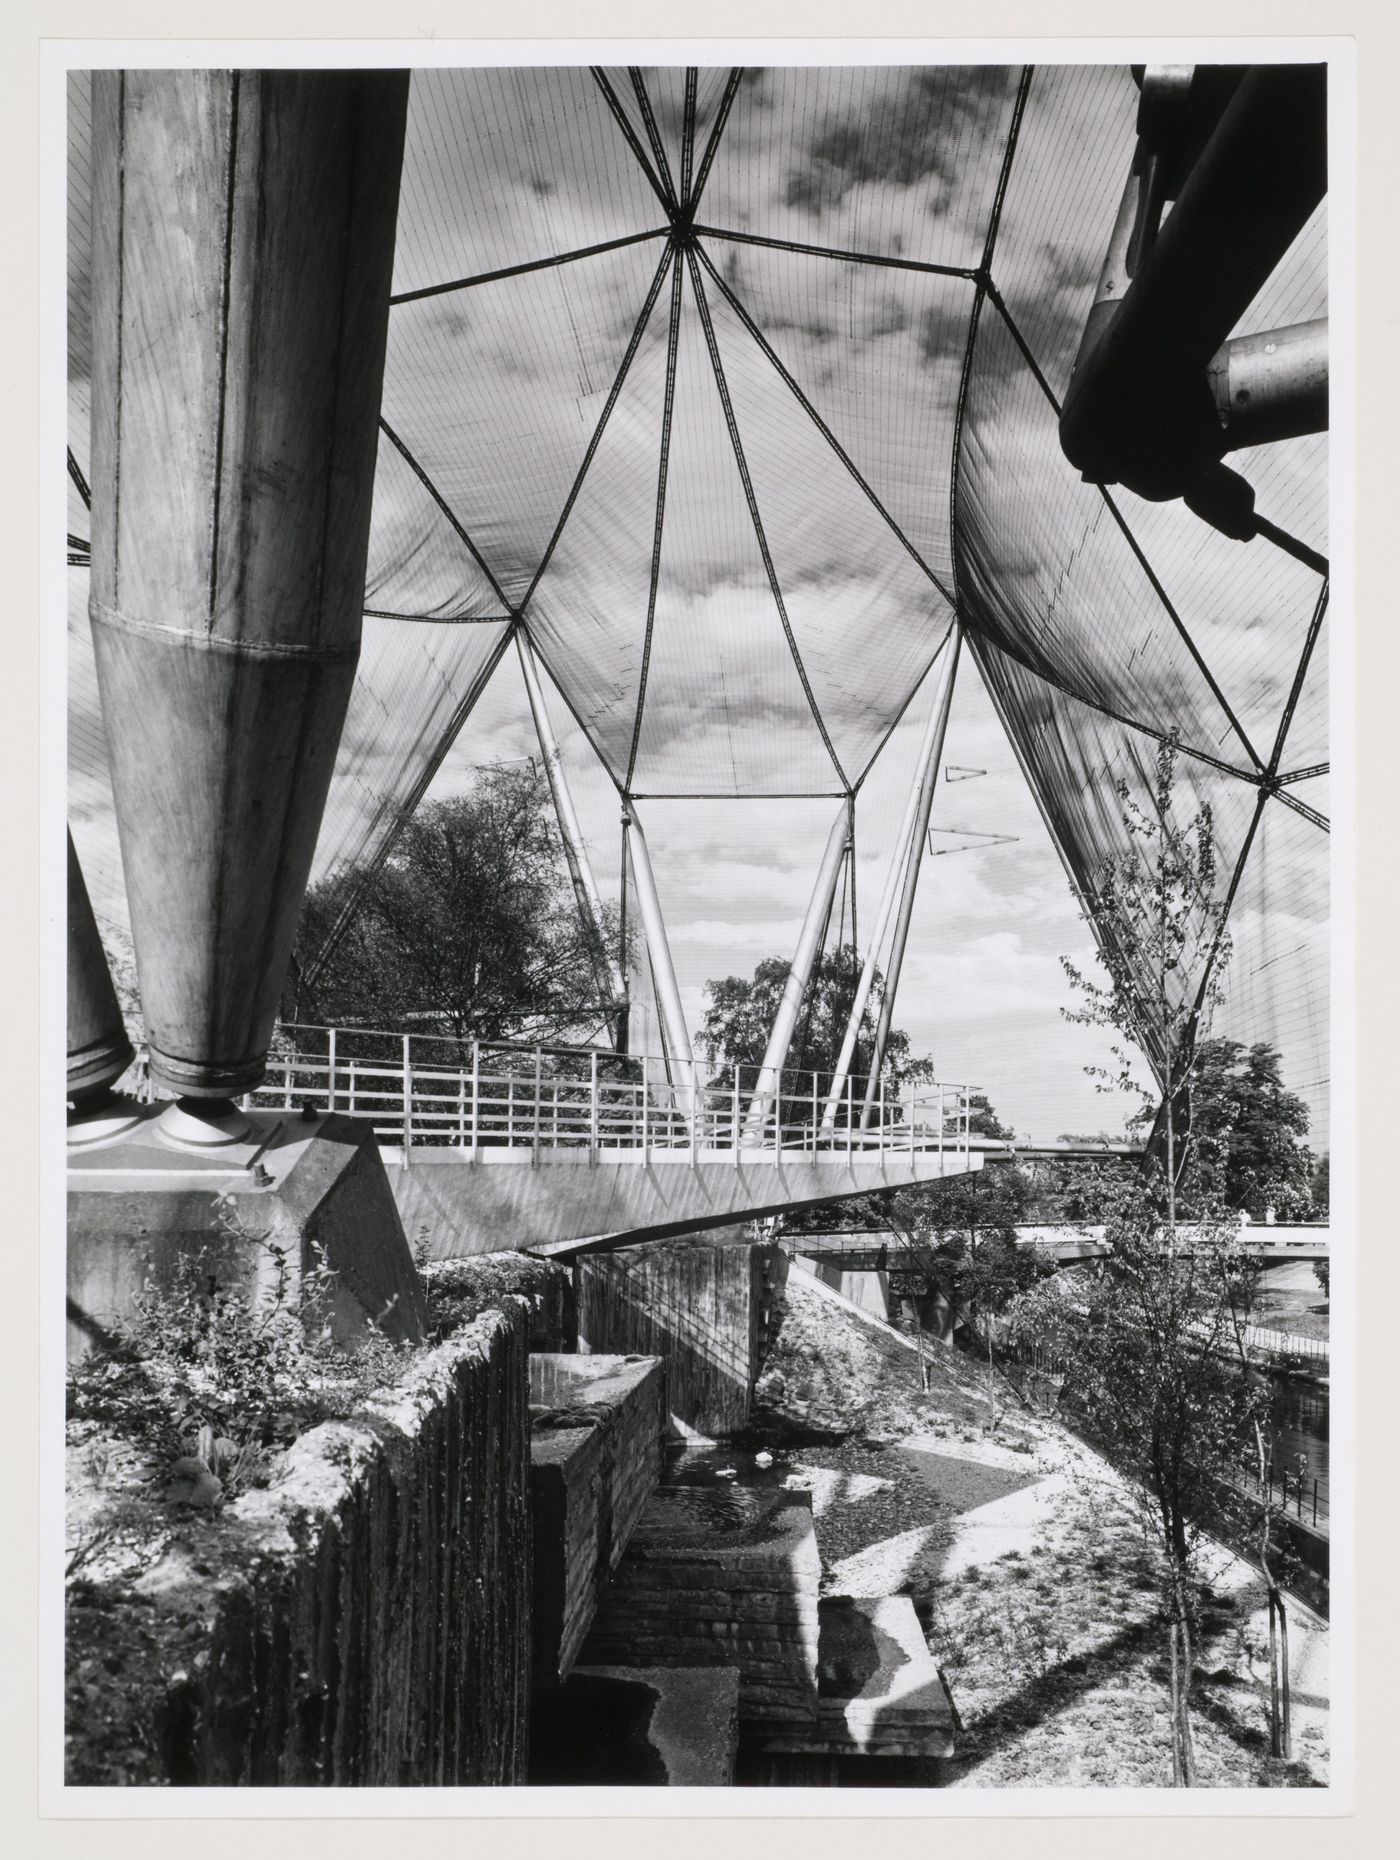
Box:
[66,63,1329,1135]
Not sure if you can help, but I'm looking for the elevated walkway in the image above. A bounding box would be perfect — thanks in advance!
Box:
[236,1028,983,1259]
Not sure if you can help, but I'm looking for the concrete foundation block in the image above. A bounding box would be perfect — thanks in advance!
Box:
[66,1105,427,1361]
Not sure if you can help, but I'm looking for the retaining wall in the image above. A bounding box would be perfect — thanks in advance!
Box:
[576,1239,787,1438]
[528,1354,667,1688]
[66,1302,533,1787]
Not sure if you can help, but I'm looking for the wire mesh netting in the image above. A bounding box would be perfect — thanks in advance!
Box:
[66,61,1330,1144]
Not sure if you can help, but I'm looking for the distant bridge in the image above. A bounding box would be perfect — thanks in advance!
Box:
[789,1224,1329,1270]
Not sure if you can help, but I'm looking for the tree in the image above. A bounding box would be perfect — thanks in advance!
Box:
[291,764,623,1050]
[1158,1037,1315,1222]
[1013,736,1282,1784]
[698,942,934,1107]
[881,1100,1045,1425]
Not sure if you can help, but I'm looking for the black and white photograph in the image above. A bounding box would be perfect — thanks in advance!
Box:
[51,41,1350,1807]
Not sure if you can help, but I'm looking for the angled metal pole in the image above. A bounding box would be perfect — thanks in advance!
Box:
[860,626,962,1126]
[518,629,626,1043]
[743,797,850,1142]
[622,799,697,1113]
[820,628,957,1132]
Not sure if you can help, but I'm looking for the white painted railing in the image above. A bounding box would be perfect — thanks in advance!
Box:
[235,1024,974,1171]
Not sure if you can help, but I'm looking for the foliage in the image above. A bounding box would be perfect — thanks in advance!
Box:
[1149,1037,1315,1222]
[698,941,933,1103]
[1015,735,1292,1784]
[66,1197,413,1511]
[292,763,625,1049]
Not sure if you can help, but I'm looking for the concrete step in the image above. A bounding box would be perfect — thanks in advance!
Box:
[757,1595,956,1760]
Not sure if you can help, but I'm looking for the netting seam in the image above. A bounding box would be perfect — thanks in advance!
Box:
[680,68,698,204]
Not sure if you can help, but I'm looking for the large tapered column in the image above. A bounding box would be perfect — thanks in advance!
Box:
[820,628,958,1132]
[67,831,133,1103]
[87,71,409,1104]
[623,801,698,1110]
[860,627,962,1124]
[518,631,626,1040]
[743,798,850,1141]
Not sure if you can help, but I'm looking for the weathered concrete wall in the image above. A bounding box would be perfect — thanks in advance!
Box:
[576,1240,787,1438]
[528,1354,666,1689]
[65,1303,532,1786]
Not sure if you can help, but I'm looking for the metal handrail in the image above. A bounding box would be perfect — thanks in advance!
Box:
[231,1025,974,1171]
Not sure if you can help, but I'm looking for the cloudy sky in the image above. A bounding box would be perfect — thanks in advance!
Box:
[67,63,1330,1145]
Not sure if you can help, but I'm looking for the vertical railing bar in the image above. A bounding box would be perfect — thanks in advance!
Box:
[470,1040,480,1157]
[846,1075,853,1160]
[811,1069,818,1153]
[401,1032,413,1167]
[590,1050,599,1165]
[733,1066,742,1168]
[642,1050,649,1158]
[533,1047,542,1164]
[326,1026,336,1115]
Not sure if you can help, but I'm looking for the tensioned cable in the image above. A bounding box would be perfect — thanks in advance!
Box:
[303,622,516,985]
[589,68,674,215]
[67,446,91,509]
[689,69,743,213]
[388,228,671,306]
[519,240,675,613]
[853,615,960,792]
[986,279,1311,777]
[625,247,685,789]
[362,608,512,624]
[948,66,1034,613]
[684,245,846,785]
[680,68,698,206]
[694,241,960,609]
[378,418,517,616]
[694,224,980,282]
[628,69,678,210]
[1267,581,1329,778]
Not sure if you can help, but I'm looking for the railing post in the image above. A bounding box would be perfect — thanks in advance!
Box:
[401,1032,412,1167]
[846,1075,853,1161]
[811,1070,818,1153]
[641,1051,649,1158]
[879,1072,886,1153]
[469,1041,480,1155]
[533,1047,542,1165]
[590,1050,599,1164]
[733,1068,742,1168]
[349,1056,358,1116]
[326,1026,336,1115]
[284,1052,293,1112]
[690,1077,700,1170]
